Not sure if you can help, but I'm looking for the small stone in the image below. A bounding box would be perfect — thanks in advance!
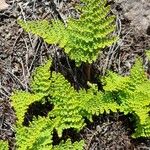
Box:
[0,0,9,11]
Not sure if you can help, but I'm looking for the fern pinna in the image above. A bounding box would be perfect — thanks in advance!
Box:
[102,58,150,138]
[18,0,117,66]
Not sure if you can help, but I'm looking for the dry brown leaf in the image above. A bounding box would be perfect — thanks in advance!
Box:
[0,0,9,11]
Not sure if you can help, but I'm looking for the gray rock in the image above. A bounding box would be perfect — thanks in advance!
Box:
[115,0,150,34]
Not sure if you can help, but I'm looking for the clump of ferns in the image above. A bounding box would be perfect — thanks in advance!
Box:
[10,57,150,149]
[10,59,119,150]
[102,57,150,138]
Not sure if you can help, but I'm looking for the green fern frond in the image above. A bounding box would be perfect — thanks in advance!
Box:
[102,58,150,138]
[18,0,117,66]
[0,140,8,150]
[48,72,119,137]
[30,60,52,94]
[48,72,75,105]
[48,72,85,137]
[129,58,147,87]
[64,0,117,65]
[122,81,150,137]
[16,117,53,150]
[133,118,150,138]
[79,83,119,121]
[102,71,130,92]
[11,60,52,125]
[53,139,84,150]
[49,102,84,137]
[11,91,44,125]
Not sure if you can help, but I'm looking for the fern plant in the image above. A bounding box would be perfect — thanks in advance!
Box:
[18,0,117,66]
[11,56,150,149]
[10,59,119,149]
[102,58,150,138]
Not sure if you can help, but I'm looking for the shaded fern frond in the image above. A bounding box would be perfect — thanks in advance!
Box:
[18,20,68,48]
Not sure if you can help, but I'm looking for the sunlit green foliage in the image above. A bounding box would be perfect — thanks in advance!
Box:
[11,59,119,149]
[10,57,150,149]
[0,140,8,150]
[18,0,117,66]
[102,58,150,138]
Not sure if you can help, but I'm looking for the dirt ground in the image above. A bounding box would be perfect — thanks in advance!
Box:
[0,0,150,149]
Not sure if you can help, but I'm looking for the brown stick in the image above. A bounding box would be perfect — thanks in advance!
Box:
[84,63,91,81]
